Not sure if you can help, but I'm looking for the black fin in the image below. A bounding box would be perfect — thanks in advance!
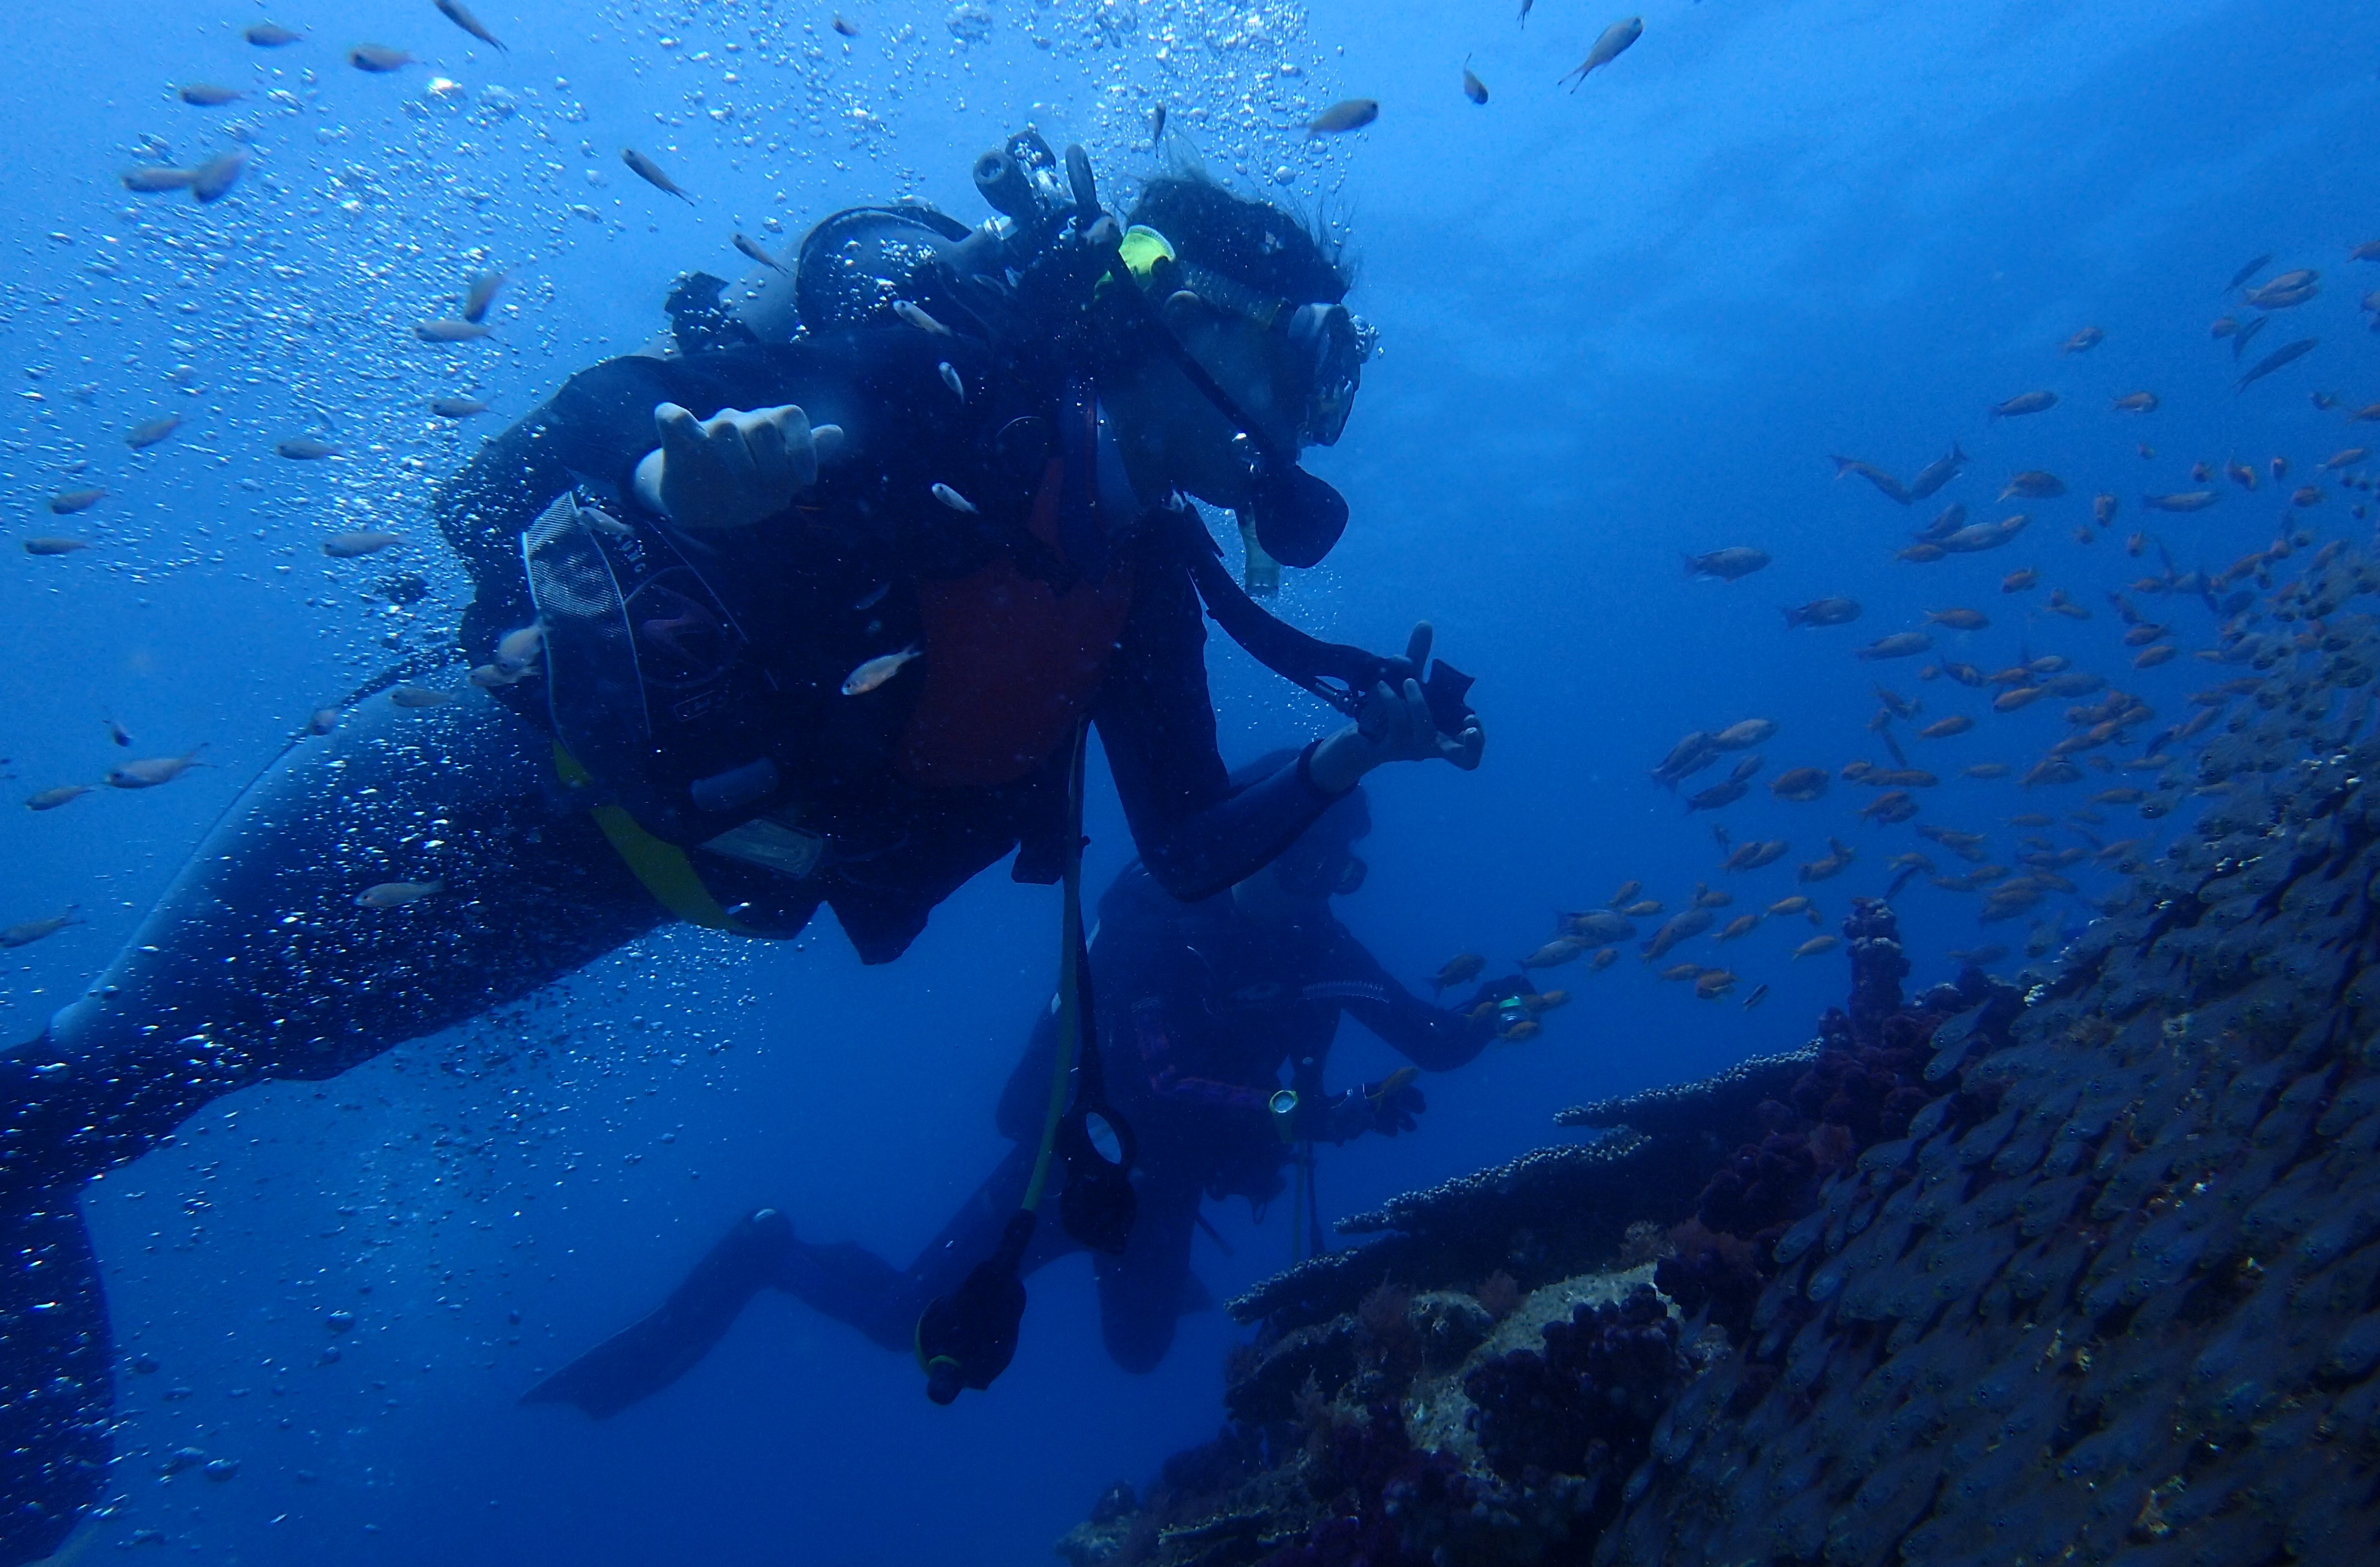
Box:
[520,1210,791,1420]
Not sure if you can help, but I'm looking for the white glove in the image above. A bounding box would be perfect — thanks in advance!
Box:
[631,402,845,530]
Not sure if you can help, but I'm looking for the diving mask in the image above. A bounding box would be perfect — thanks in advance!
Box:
[1119,226,1376,449]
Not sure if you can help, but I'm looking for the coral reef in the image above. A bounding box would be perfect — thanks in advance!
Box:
[1228,1045,1840,1336]
[1059,1268,1666,1567]
[1069,736,2380,1565]
[1225,1137,1655,1332]
[1601,742,2380,1565]
[1070,901,2005,1567]
[1465,1283,1685,1498]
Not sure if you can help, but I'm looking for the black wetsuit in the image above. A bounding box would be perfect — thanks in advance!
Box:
[0,332,1345,1565]
[523,860,1489,1417]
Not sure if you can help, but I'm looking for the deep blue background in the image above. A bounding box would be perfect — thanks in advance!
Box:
[2,1,2376,1561]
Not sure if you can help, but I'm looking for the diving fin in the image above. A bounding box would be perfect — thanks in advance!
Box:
[0,1197,111,1567]
[520,1208,791,1420]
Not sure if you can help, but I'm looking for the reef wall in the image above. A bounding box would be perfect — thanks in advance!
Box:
[1061,737,2380,1565]
[1605,743,2380,1565]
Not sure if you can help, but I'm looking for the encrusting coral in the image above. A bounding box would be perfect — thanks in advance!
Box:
[1062,733,2380,1566]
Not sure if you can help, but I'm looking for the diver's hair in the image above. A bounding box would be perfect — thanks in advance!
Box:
[1124,175,1350,306]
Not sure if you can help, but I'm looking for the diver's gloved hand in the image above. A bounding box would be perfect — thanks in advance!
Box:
[1463,976,1535,1016]
[1308,623,1486,793]
[1318,1078,1426,1142]
[632,401,846,530]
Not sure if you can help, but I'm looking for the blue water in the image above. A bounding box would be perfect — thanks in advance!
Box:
[2,0,2375,1560]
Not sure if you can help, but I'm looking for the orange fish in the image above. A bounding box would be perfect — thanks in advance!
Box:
[1924,607,1989,630]
[1692,970,1738,1000]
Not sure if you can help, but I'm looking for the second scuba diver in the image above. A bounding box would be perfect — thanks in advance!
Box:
[0,140,1483,1563]
[524,762,1519,1415]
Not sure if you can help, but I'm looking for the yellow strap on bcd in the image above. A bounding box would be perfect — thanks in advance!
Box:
[552,743,755,935]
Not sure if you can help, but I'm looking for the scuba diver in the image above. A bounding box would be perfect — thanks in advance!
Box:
[0,137,1484,1563]
[524,761,1514,1415]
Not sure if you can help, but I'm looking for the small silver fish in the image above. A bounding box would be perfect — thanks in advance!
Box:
[179,83,243,107]
[1306,98,1379,136]
[494,623,545,674]
[25,784,93,811]
[842,645,922,697]
[468,663,522,690]
[347,44,416,73]
[621,147,693,202]
[189,152,247,204]
[389,687,455,709]
[431,396,488,418]
[733,233,785,272]
[893,300,949,336]
[104,718,132,747]
[435,0,507,51]
[357,879,443,909]
[576,505,633,538]
[244,23,303,47]
[1561,17,1643,88]
[277,437,339,460]
[24,538,92,556]
[122,166,194,193]
[107,747,206,789]
[930,483,977,514]
[415,319,491,343]
[48,488,106,515]
[1,905,82,949]
[461,270,506,323]
[126,414,182,449]
[322,532,400,558]
[308,708,342,735]
[938,362,965,402]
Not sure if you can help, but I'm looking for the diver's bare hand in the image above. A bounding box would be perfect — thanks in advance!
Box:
[1308,623,1485,792]
[632,402,846,530]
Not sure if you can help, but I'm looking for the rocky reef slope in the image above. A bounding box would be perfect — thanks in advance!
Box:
[1062,737,2380,1565]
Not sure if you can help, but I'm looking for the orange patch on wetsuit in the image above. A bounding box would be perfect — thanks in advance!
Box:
[895,457,1135,788]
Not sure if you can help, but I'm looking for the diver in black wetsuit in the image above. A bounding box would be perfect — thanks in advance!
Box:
[0,146,1485,1563]
[525,769,1507,1417]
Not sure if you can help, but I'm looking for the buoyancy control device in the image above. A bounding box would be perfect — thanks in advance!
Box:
[535,131,1479,870]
